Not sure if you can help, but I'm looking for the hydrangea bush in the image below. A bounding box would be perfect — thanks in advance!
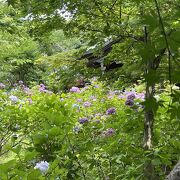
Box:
[0,80,179,179]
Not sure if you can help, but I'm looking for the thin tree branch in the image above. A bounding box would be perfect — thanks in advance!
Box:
[154,0,172,85]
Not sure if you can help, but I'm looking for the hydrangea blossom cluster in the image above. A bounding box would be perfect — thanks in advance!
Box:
[118,95,125,99]
[83,101,92,107]
[124,91,145,107]
[106,107,116,115]
[126,92,136,100]
[125,99,134,106]
[72,104,80,109]
[39,84,46,92]
[0,83,5,89]
[103,128,116,137]
[39,84,52,94]
[23,87,29,92]
[123,92,136,107]
[34,161,49,173]
[107,95,114,99]
[79,117,88,124]
[9,95,19,103]
[136,93,145,100]
[76,98,82,102]
[70,86,80,93]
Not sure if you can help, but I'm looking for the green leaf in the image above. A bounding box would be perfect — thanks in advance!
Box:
[48,126,62,136]
[27,169,42,179]
[11,145,21,154]
[24,151,38,161]
[152,159,161,166]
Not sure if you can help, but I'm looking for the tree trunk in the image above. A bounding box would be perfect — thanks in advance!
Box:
[143,83,155,180]
[143,26,155,180]
[166,161,180,180]
[144,84,154,149]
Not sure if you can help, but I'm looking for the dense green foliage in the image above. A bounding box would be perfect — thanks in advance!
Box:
[0,0,180,179]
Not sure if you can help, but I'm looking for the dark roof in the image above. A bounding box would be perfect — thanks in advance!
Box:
[80,38,122,60]
[79,38,124,70]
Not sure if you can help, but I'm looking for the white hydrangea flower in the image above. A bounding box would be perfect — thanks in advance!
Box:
[9,95,19,103]
[34,161,49,173]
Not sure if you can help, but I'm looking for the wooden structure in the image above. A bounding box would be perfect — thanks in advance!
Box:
[79,38,123,71]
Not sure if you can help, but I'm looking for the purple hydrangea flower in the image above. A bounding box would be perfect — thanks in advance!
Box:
[125,99,134,106]
[39,84,46,92]
[70,86,80,93]
[107,95,114,99]
[83,101,92,107]
[118,95,125,99]
[34,161,49,173]
[126,92,136,100]
[40,84,45,88]
[136,93,145,100]
[43,90,53,94]
[9,95,19,103]
[0,83,5,89]
[79,117,88,124]
[106,107,116,115]
[103,128,116,137]
[23,87,29,92]
[76,98,82,102]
